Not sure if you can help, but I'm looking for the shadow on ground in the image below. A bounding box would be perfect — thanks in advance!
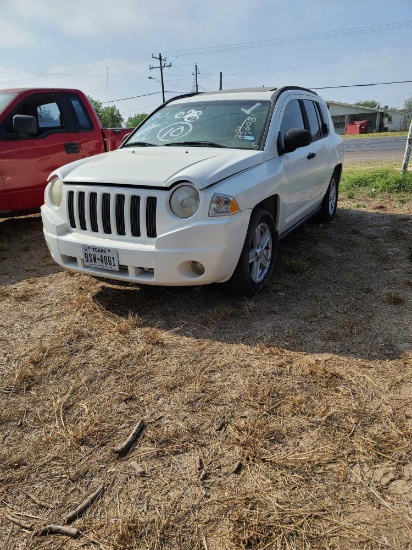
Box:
[0,214,62,285]
[93,208,412,360]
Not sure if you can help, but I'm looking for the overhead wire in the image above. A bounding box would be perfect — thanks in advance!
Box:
[2,19,412,88]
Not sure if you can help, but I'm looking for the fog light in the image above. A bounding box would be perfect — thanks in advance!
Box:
[191,261,205,275]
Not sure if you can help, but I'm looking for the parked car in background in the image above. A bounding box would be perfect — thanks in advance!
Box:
[0,88,130,216]
[41,86,343,295]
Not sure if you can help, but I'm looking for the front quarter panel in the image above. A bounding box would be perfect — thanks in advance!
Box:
[208,157,285,226]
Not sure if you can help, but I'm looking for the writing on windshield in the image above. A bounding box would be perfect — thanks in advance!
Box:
[126,100,271,149]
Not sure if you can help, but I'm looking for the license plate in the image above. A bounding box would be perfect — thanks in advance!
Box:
[82,245,119,271]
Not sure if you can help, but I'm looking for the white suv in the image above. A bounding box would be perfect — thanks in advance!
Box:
[41,87,343,295]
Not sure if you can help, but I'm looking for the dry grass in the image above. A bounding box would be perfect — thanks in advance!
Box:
[1,184,412,549]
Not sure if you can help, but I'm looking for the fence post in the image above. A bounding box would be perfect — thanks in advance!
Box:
[402,119,412,171]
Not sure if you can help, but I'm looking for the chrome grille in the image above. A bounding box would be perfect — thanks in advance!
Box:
[67,189,157,238]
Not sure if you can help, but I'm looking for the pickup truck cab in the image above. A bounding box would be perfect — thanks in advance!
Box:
[41,86,343,295]
[0,88,130,215]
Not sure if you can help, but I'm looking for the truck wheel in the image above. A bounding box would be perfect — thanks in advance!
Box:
[225,208,277,296]
[318,171,339,222]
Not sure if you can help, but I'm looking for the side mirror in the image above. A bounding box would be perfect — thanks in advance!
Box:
[13,114,38,135]
[282,128,312,153]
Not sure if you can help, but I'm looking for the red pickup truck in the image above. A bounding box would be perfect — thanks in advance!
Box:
[0,88,130,215]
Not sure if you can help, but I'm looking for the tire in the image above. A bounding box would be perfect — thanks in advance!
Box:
[224,208,277,296]
[318,171,339,222]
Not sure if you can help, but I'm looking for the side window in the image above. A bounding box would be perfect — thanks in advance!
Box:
[278,100,305,148]
[70,96,93,131]
[303,100,321,140]
[37,102,62,130]
[317,102,330,136]
[7,93,65,137]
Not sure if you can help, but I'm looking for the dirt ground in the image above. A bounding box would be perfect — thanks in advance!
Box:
[1,189,411,549]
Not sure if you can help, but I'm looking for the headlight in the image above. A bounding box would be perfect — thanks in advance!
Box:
[209,193,240,216]
[50,178,63,207]
[170,184,199,218]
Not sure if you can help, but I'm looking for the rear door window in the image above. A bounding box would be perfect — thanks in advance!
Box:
[317,102,330,136]
[70,96,93,131]
[302,100,321,141]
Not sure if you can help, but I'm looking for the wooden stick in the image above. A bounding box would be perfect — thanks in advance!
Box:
[65,484,104,524]
[3,511,33,530]
[215,419,226,431]
[38,524,81,538]
[195,456,204,471]
[113,419,145,456]
[23,491,50,509]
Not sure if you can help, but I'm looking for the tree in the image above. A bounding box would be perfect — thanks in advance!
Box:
[125,113,148,128]
[354,100,381,109]
[88,96,124,128]
[404,97,412,112]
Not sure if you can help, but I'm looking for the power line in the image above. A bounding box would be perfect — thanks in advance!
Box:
[313,79,412,90]
[103,91,161,103]
[102,79,412,104]
[2,20,411,89]
[162,21,412,58]
[222,51,412,78]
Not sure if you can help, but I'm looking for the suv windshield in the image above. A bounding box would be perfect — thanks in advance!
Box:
[124,99,271,150]
[0,92,17,115]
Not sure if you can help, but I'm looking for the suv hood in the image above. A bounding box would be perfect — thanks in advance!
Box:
[59,147,265,190]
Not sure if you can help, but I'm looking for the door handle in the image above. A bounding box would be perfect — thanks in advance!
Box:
[307,152,316,160]
[65,142,80,154]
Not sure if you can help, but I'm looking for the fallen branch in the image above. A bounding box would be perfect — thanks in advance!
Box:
[113,419,145,456]
[65,484,104,524]
[38,524,81,538]
[23,491,50,509]
[3,511,33,530]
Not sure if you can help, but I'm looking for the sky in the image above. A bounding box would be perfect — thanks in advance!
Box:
[1,0,412,122]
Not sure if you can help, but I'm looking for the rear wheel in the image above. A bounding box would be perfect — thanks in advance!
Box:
[318,171,339,222]
[225,208,277,296]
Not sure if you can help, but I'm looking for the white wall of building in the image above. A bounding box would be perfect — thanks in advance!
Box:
[384,110,411,132]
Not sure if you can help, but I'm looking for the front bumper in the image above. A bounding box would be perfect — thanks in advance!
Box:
[41,204,250,285]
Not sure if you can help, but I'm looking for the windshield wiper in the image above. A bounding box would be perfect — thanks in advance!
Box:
[122,142,157,148]
[163,141,228,148]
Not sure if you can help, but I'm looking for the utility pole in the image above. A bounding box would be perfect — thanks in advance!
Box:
[192,64,199,93]
[149,53,171,103]
[219,72,223,90]
[402,118,412,171]
[106,67,109,105]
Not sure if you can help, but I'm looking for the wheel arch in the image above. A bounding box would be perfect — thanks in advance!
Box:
[334,163,343,183]
[254,194,280,230]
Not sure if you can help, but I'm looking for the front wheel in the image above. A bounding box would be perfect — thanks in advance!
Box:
[224,208,277,296]
[318,171,339,222]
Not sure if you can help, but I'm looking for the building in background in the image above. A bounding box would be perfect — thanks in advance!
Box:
[326,101,384,135]
[383,109,412,132]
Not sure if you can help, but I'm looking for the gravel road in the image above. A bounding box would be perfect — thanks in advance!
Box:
[344,136,406,152]
[344,135,407,162]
